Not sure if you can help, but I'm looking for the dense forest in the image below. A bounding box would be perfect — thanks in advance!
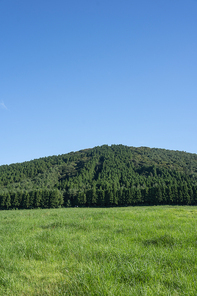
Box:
[0,145,197,209]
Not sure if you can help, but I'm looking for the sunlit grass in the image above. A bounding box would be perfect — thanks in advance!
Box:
[0,206,197,295]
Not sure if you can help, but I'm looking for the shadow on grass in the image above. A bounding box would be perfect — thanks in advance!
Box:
[143,234,176,247]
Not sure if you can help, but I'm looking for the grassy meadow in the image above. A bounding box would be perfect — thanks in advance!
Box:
[0,206,197,295]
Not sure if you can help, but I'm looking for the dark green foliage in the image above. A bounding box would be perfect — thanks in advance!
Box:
[0,144,197,209]
[22,191,30,209]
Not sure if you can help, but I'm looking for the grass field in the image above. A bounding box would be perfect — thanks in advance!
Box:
[0,206,197,295]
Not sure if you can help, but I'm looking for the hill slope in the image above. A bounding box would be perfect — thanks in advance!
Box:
[0,145,197,209]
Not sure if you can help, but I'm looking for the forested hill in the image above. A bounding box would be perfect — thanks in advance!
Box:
[0,145,197,209]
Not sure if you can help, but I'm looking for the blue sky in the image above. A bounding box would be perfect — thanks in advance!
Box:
[1,0,197,165]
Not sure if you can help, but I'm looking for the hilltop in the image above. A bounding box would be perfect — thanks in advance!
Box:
[0,145,197,209]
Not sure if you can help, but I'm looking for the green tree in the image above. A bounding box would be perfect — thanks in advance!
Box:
[5,193,11,209]
[22,191,30,209]
[78,191,86,206]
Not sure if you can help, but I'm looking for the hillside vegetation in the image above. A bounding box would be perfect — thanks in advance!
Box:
[0,145,197,209]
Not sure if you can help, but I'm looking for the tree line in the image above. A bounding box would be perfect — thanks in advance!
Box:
[0,181,196,209]
[0,189,63,210]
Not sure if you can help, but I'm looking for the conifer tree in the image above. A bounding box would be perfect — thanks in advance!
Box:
[5,193,11,209]
[91,184,97,206]
[135,188,142,205]
[22,191,30,209]
[12,192,21,208]
[0,192,6,209]
[182,183,190,205]
[155,186,163,204]
[112,183,118,206]
[34,190,42,208]
[78,191,86,206]
[98,186,105,206]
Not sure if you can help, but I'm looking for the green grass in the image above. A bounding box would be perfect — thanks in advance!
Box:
[0,206,197,295]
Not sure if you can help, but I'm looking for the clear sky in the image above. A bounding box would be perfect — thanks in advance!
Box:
[1,0,197,165]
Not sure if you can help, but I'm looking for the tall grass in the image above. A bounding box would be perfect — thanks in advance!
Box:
[0,206,197,295]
